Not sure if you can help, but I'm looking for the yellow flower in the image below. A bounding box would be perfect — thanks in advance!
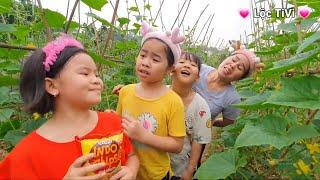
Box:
[32,112,40,120]
[26,43,36,48]
[268,159,278,166]
[275,83,281,90]
[296,160,311,174]
[306,143,320,154]
[312,155,318,163]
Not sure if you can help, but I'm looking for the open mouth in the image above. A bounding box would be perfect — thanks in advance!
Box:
[180,70,191,76]
[223,66,231,75]
[138,69,150,76]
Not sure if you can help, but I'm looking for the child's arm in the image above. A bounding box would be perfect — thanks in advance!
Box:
[109,153,139,180]
[181,141,203,179]
[122,115,184,153]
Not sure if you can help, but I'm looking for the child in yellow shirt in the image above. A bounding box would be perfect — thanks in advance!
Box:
[116,22,186,180]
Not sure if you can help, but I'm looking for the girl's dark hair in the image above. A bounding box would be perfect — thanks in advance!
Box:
[19,46,86,115]
[141,38,175,67]
[180,51,202,72]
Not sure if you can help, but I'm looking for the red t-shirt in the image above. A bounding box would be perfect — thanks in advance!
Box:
[0,112,133,179]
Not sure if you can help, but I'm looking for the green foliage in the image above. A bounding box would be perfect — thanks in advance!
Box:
[81,0,108,11]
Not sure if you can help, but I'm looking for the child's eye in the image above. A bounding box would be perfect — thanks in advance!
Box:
[80,72,89,76]
[153,59,160,62]
[140,54,146,58]
[237,65,243,71]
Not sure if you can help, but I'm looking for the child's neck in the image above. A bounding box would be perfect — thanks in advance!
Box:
[37,102,98,143]
[208,71,230,89]
[171,81,195,107]
[137,81,167,99]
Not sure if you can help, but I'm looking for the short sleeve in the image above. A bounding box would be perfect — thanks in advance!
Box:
[222,90,241,120]
[168,96,186,137]
[0,148,38,179]
[116,87,125,116]
[192,95,212,144]
[122,133,133,164]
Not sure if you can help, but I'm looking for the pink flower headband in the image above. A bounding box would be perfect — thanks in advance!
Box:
[141,21,185,64]
[42,34,84,72]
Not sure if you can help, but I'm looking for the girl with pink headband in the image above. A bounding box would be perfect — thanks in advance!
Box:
[116,22,186,180]
[193,41,264,127]
[0,34,139,179]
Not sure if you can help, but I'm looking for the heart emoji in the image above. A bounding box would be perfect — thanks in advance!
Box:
[239,8,250,18]
[298,6,311,19]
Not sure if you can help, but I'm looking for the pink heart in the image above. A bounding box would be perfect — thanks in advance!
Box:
[298,8,311,19]
[239,8,250,18]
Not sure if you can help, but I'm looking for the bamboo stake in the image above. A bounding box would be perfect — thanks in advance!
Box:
[102,0,120,57]
[178,0,192,28]
[76,1,81,38]
[153,0,165,24]
[186,4,209,43]
[0,43,36,50]
[64,0,80,33]
[36,0,52,41]
[171,0,188,29]
[194,14,212,44]
[65,0,70,21]
[206,27,214,47]
[201,14,214,45]
[134,0,142,20]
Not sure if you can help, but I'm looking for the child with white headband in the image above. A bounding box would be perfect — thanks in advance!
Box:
[116,22,186,180]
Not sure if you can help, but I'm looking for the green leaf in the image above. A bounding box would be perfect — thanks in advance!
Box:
[287,125,319,143]
[11,25,29,41]
[43,8,66,28]
[86,13,120,31]
[233,91,275,110]
[267,76,320,110]
[0,76,19,87]
[264,47,320,74]
[117,17,130,27]
[129,6,139,12]
[234,115,291,149]
[0,23,16,33]
[297,32,320,53]
[4,130,26,146]
[0,120,21,138]
[277,18,317,32]
[144,4,152,10]
[0,0,12,13]
[21,119,46,134]
[0,108,14,122]
[81,0,108,11]
[88,51,116,67]
[195,149,238,179]
[235,114,320,149]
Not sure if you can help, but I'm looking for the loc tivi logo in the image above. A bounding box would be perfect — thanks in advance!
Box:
[239,6,312,20]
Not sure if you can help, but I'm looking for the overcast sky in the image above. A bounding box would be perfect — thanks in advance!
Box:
[41,0,263,48]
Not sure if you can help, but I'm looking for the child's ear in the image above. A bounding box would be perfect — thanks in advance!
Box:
[45,77,59,97]
[166,65,175,75]
[195,72,200,82]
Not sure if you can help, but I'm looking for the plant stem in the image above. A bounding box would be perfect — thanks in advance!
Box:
[153,0,165,24]
[0,43,36,50]
[102,0,120,57]
[64,0,80,33]
[36,0,52,41]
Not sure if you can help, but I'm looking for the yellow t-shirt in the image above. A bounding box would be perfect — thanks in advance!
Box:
[116,84,186,180]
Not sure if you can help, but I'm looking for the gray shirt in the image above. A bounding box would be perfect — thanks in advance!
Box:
[193,64,241,121]
[170,93,211,177]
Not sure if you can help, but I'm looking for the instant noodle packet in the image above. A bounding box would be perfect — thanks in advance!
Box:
[76,131,124,179]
